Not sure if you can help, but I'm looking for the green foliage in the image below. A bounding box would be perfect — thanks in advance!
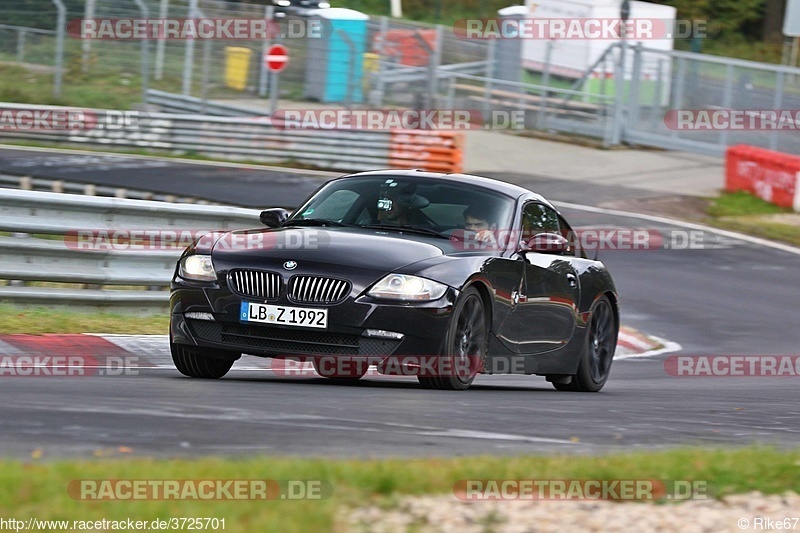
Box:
[654,0,766,38]
[336,0,512,22]
[0,0,85,30]
[708,191,787,217]
[0,448,798,530]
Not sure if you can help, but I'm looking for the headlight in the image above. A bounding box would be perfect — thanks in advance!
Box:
[179,255,217,282]
[318,2,331,7]
[367,274,447,301]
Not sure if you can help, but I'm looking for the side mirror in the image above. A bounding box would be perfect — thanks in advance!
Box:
[519,233,571,254]
[260,208,289,228]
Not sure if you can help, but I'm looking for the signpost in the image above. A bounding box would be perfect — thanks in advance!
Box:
[264,44,289,114]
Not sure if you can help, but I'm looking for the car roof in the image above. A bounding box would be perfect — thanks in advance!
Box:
[336,169,554,209]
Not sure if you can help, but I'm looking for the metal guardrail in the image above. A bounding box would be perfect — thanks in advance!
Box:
[380,60,490,85]
[0,188,259,311]
[145,90,266,117]
[0,102,464,173]
[0,172,215,204]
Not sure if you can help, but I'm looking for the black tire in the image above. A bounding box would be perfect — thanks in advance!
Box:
[171,343,238,379]
[418,287,486,391]
[552,295,617,392]
[312,357,369,382]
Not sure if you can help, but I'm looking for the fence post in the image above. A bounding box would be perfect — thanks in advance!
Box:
[537,39,554,131]
[51,0,66,98]
[17,29,27,63]
[719,63,734,148]
[200,39,212,113]
[373,16,389,106]
[82,0,96,74]
[426,25,443,109]
[609,38,628,146]
[337,30,357,108]
[483,38,496,118]
[770,72,785,151]
[258,5,275,97]
[182,0,198,95]
[133,0,150,103]
[626,43,643,141]
[154,0,169,80]
[669,57,686,140]
[650,58,664,131]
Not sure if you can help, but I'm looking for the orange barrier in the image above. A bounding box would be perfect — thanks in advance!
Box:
[389,130,464,173]
[374,29,437,67]
[726,145,800,211]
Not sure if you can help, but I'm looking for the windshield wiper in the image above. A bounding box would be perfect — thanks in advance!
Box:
[282,219,351,228]
[358,224,447,239]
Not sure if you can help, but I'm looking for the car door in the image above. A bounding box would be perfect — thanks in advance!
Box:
[497,202,580,354]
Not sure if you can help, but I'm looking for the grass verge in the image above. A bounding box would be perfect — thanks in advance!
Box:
[706,191,800,247]
[0,305,166,335]
[0,448,797,530]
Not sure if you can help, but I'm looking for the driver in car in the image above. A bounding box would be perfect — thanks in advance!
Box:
[463,205,498,248]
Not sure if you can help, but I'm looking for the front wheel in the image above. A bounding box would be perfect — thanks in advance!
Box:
[552,295,617,392]
[418,287,486,391]
[171,343,238,379]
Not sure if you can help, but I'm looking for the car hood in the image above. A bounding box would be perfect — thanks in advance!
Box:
[208,227,450,274]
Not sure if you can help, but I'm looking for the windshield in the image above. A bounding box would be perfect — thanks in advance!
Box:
[287,176,516,240]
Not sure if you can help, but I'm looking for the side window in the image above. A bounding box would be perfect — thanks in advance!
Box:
[521,203,560,241]
[304,189,359,221]
[557,214,583,258]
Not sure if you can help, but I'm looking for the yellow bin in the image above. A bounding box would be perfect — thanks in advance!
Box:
[362,52,379,94]
[224,47,252,91]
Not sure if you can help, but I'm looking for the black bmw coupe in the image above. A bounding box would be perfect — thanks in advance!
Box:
[170,170,619,391]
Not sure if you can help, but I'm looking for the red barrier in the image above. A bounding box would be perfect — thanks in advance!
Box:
[374,29,437,67]
[725,145,800,211]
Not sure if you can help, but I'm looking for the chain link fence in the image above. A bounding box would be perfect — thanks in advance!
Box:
[3,1,800,156]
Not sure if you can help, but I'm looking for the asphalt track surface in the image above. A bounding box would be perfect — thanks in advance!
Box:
[1,147,799,459]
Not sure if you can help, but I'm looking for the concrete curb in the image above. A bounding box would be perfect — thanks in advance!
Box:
[0,326,678,375]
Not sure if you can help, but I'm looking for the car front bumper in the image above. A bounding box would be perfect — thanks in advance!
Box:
[169,283,457,360]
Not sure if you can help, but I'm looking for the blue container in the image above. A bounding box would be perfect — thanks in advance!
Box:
[305,8,369,103]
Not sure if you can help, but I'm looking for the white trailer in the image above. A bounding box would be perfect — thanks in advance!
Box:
[521,0,676,102]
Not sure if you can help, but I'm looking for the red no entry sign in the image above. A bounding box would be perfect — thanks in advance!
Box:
[264,44,289,73]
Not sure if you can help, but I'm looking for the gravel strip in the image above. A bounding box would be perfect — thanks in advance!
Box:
[346,492,800,532]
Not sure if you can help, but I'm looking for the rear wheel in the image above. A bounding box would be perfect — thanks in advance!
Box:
[171,343,238,379]
[418,287,486,391]
[552,295,616,392]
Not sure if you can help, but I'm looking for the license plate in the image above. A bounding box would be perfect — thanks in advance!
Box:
[240,302,328,329]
